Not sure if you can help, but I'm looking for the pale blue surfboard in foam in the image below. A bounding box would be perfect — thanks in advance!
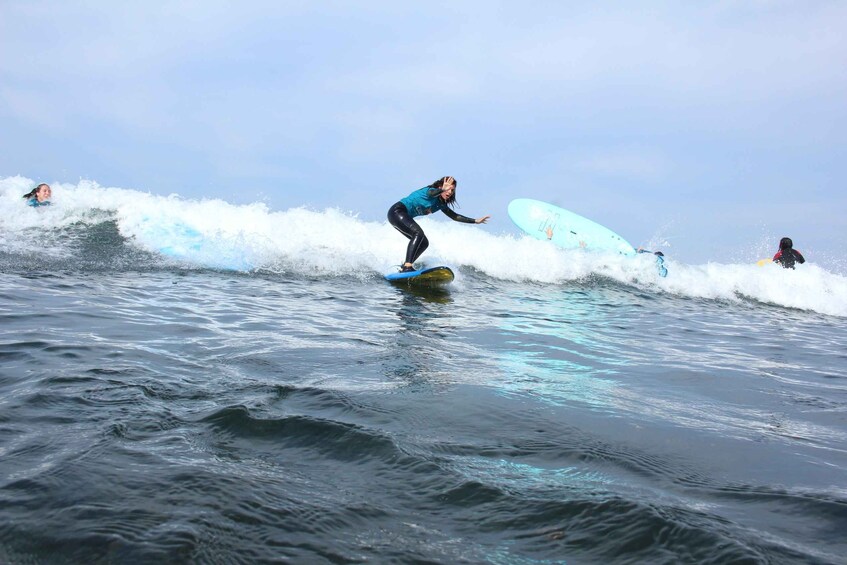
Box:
[508,198,636,257]
[137,216,250,270]
[137,216,203,258]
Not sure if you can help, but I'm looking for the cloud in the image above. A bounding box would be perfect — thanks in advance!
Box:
[573,148,672,180]
[2,1,845,263]
[4,1,844,148]
[0,86,66,131]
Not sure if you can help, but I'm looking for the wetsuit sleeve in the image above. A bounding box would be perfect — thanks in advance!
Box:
[441,207,476,224]
[795,250,806,264]
[772,251,782,262]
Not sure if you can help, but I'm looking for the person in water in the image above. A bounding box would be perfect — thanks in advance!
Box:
[23,184,52,207]
[388,176,491,272]
[773,237,806,269]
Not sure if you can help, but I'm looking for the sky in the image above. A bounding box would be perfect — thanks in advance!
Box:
[2,1,845,264]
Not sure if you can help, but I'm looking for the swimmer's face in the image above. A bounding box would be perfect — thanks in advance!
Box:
[36,185,52,202]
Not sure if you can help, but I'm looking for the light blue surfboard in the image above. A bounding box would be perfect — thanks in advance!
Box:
[508,198,636,257]
[384,266,454,287]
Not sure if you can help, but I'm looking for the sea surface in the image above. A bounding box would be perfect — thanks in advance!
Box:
[2,178,846,564]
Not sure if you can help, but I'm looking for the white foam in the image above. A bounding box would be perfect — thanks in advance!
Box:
[3,176,846,316]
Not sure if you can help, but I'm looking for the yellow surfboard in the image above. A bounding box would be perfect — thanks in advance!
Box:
[384,266,455,287]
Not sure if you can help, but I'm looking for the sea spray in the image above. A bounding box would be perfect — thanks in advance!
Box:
[3,176,846,317]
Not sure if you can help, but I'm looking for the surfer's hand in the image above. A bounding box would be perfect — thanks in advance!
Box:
[475,215,490,224]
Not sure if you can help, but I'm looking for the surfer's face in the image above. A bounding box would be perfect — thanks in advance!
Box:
[440,178,455,200]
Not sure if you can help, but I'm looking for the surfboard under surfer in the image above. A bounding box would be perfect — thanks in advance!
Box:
[387,176,490,272]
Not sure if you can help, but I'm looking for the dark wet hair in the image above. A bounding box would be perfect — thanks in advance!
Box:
[427,176,458,209]
[23,183,49,199]
[779,237,793,250]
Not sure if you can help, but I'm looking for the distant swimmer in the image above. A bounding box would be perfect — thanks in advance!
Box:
[23,184,52,207]
[773,237,806,269]
[388,176,490,272]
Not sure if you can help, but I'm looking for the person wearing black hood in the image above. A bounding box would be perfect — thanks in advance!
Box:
[772,237,806,269]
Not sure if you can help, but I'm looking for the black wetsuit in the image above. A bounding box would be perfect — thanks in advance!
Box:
[773,248,805,269]
[387,188,475,265]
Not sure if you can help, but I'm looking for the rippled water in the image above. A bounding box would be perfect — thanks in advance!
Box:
[2,260,845,564]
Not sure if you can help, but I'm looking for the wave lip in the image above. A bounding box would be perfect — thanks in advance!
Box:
[3,176,847,316]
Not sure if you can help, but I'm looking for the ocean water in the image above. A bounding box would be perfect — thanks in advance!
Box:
[2,177,846,564]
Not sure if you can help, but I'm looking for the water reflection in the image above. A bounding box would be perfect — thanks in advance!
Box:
[490,284,630,411]
[389,283,452,305]
[380,283,458,389]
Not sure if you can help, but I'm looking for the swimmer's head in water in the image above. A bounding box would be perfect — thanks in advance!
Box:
[23,184,52,202]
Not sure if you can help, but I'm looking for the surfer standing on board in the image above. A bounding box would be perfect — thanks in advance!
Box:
[387,176,490,272]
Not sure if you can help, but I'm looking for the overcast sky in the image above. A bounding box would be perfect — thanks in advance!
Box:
[2,1,845,263]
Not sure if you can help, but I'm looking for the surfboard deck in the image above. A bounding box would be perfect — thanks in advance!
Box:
[508,198,636,256]
[384,266,454,287]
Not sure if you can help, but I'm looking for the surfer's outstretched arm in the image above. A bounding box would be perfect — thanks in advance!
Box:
[441,208,490,224]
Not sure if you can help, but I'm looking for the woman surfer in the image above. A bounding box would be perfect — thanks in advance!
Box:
[387,176,490,272]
